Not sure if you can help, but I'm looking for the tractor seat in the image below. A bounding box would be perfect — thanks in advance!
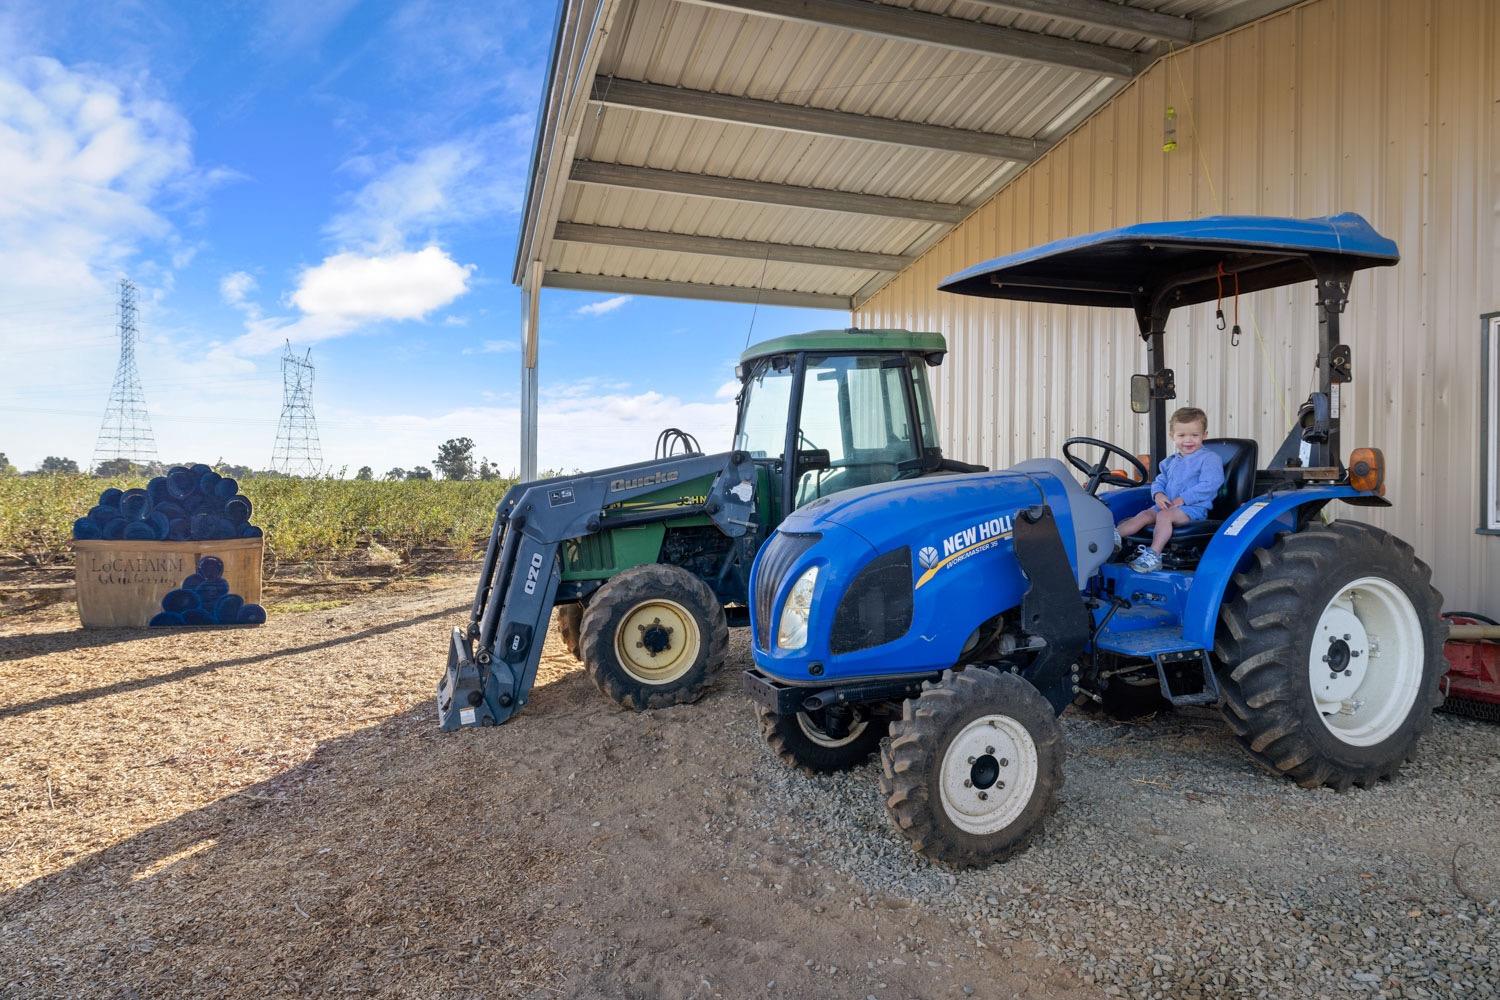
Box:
[1124,438,1259,552]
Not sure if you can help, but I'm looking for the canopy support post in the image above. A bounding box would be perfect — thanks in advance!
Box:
[1312,261,1353,472]
[1135,302,1172,471]
[521,259,542,482]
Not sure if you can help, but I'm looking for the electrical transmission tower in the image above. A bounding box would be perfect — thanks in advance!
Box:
[271,341,323,476]
[92,278,159,472]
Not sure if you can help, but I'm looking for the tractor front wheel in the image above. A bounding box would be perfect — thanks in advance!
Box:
[1216,520,1446,790]
[555,603,583,660]
[579,563,728,711]
[759,706,888,774]
[880,668,1064,867]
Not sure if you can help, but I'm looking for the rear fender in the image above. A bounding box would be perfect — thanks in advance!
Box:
[1180,486,1381,647]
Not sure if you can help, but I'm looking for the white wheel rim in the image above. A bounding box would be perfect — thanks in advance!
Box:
[938,714,1039,835]
[795,712,868,748]
[1307,575,1424,747]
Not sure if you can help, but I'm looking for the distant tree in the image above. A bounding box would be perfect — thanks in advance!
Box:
[37,456,80,475]
[408,465,433,481]
[434,437,476,480]
[477,457,501,481]
[215,461,254,479]
[0,452,16,475]
[93,458,139,477]
[355,466,374,481]
[384,467,408,481]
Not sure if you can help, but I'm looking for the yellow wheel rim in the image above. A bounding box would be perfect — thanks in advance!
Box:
[614,598,701,685]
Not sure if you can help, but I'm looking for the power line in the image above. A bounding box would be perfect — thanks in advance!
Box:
[91,279,158,472]
[271,341,323,476]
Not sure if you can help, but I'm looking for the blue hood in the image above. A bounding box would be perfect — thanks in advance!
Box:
[779,471,1048,552]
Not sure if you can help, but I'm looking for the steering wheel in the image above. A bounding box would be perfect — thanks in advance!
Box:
[1062,436,1150,495]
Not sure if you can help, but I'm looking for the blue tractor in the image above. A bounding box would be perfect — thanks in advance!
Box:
[743,214,1447,867]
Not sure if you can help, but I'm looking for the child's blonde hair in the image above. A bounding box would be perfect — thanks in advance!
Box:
[1169,407,1208,434]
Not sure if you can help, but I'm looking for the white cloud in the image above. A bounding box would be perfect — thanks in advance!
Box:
[228,246,473,354]
[219,270,257,306]
[316,381,740,477]
[0,56,225,470]
[326,128,529,252]
[576,294,633,317]
[0,56,192,300]
[461,339,518,356]
[292,246,471,320]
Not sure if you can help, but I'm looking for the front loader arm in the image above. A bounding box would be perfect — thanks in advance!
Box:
[438,451,757,730]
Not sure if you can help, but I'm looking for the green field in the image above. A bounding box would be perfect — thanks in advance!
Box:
[0,474,516,570]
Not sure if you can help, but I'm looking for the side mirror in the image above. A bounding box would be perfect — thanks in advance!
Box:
[796,448,831,472]
[1129,374,1152,414]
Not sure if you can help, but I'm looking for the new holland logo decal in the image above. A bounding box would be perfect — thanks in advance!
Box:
[914,514,1015,589]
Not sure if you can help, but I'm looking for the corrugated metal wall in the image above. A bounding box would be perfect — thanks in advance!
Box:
[856,0,1499,616]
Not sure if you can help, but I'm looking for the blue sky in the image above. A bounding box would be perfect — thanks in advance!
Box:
[0,0,844,475]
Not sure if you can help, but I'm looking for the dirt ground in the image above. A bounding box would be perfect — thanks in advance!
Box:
[0,571,1080,1000]
[2,570,1495,999]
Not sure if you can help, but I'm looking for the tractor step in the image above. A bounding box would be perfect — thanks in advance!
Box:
[1152,649,1222,707]
[1093,625,1199,657]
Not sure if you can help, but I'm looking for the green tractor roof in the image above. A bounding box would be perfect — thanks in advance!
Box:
[740,328,946,365]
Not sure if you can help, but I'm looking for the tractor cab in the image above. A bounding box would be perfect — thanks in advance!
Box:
[732,329,974,524]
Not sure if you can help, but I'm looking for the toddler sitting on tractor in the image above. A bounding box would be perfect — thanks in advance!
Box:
[1116,406,1225,572]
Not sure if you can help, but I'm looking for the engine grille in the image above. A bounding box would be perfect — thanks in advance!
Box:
[830,548,913,655]
[753,531,821,650]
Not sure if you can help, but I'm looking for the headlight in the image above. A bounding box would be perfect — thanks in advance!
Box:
[775,565,819,650]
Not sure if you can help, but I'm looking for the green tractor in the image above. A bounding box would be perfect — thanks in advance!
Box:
[438,328,982,729]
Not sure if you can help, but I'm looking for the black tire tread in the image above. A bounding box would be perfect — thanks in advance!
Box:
[579,563,729,711]
[758,707,888,775]
[879,668,1064,868]
[555,604,583,660]
[1214,520,1446,791]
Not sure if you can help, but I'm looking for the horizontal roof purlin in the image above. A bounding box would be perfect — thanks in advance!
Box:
[518,0,1298,307]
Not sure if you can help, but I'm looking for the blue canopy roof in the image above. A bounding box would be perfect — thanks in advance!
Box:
[938,213,1399,309]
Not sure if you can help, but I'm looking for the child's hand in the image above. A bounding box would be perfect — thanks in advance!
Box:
[1171,497,1184,508]
[1154,493,1170,510]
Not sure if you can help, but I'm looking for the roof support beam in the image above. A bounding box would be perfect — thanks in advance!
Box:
[569,160,968,224]
[554,222,912,272]
[542,271,851,310]
[589,78,1040,161]
[677,0,1144,78]
[962,0,1194,45]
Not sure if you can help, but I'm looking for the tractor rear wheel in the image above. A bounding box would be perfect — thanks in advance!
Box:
[1215,520,1445,790]
[880,668,1064,867]
[579,563,728,711]
[758,706,888,774]
[555,604,583,660]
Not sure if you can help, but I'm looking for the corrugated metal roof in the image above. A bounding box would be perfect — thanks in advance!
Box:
[515,0,1303,309]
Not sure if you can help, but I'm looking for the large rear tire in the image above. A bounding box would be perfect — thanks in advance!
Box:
[555,604,583,660]
[880,669,1064,868]
[1216,520,1446,790]
[579,563,729,711]
[759,706,888,774]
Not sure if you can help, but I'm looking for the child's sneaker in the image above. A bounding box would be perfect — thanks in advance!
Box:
[1129,546,1162,573]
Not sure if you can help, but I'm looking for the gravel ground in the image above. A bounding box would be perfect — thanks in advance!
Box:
[3,574,1496,999]
[732,655,1500,1000]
